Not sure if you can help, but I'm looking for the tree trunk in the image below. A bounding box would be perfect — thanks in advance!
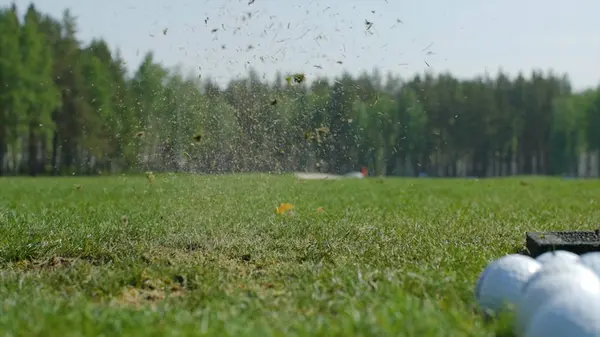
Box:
[28,123,37,177]
[0,135,5,176]
[63,139,74,174]
[51,130,59,176]
[39,137,47,175]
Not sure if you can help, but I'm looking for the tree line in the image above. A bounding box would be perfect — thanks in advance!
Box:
[1,4,600,177]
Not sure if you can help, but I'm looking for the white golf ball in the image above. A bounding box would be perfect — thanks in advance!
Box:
[475,254,542,315]
[524,290,600,337]
[515,265,600,336]
[580,252,600,277]
[522,259,587,291]
[535,250,580,265]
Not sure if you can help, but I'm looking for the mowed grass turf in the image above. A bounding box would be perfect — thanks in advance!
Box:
[0,174,599,336]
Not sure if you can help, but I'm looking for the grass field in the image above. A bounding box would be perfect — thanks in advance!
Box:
[0,174,599,336]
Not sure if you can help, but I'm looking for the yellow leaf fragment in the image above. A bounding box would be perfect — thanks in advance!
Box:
[276,203,295,215]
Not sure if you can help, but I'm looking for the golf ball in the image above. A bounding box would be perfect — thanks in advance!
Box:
[535,250,580,265]
[524,290,600,337]
[475,254,541,315]
[522,259,588,293]
[580,252,600,277]
[515,265,600,336]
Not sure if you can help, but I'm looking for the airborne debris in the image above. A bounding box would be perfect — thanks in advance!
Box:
[422,42,434,52]
[371,93,380,107]
[304,126,330,144]
[285,73,305,85]
[145,172,155,184]
[316,126,329,134]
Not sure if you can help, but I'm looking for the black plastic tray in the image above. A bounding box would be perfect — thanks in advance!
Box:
[525,231,600,258]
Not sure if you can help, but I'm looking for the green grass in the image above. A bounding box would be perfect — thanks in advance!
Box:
[0,174,599,336]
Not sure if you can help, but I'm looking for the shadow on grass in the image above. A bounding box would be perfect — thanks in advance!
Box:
[512,244,531,257]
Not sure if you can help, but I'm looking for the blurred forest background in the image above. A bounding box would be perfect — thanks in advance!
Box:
[1,4,600,177]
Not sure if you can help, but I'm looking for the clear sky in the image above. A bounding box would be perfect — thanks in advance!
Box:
[4,0,600,91]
